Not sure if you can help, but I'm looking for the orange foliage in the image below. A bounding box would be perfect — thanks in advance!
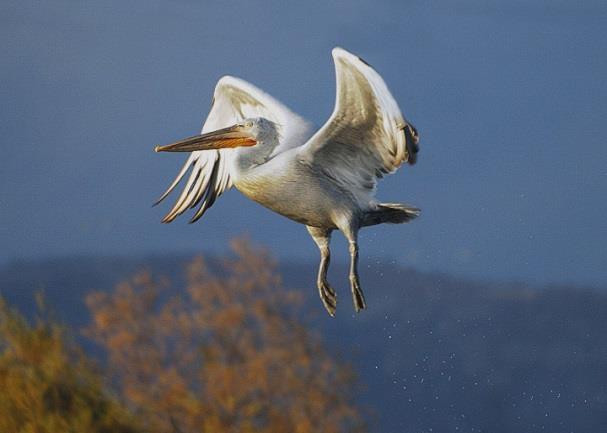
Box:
[85,239,366,433]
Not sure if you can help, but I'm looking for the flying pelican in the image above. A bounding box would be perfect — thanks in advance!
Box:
[154,47,420,316]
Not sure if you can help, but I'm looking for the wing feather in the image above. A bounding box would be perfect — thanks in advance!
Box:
[156,76,314,222]
[299,47,419,202]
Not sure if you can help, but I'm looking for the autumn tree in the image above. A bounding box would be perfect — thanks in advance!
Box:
[85,239,366,433]
[0,295,141,433]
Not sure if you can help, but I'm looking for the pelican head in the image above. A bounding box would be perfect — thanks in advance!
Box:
[242,117,280,144]
[154,117,279,154]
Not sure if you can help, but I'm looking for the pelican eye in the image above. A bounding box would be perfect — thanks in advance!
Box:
[245,120,253,128]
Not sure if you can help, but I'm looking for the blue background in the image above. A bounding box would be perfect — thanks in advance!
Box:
[2,0,606,286]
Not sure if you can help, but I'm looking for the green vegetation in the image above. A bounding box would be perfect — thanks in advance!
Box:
[0,296,141,433]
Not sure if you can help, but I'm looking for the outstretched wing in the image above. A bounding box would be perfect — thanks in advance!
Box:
[299,47,419,202]
[156,76,314,223]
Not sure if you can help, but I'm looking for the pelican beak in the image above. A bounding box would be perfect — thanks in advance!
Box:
[154,124,256,153]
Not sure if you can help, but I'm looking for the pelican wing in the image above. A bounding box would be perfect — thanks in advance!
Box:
[299,48,419,201]
[156,76,314,223]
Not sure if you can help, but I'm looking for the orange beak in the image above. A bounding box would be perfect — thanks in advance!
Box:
[155,124,256,153]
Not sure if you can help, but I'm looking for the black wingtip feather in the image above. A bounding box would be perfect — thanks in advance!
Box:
[403,123,419,165]
[357,55,373,68]
[188,156,221,224]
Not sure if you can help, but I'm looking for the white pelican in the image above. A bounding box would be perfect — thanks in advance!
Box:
[155,47,420,316]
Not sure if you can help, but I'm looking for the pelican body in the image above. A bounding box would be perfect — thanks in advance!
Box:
[155,48,420,316]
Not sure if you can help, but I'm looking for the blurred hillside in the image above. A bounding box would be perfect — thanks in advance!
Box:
[1,251,606,433]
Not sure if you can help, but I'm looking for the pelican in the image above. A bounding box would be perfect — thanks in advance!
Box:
[154,47,420,316]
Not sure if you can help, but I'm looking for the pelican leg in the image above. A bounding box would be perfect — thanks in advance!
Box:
[306,226,337,316]
[344,228,366,312]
